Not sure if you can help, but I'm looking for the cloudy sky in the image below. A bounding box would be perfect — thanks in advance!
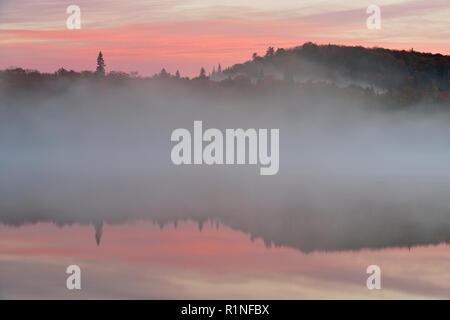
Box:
[0,0,449,76]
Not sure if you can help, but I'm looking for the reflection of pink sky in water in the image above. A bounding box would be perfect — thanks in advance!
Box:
[1,221,450,299]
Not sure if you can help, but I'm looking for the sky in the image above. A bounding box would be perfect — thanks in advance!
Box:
[0,0,449,76]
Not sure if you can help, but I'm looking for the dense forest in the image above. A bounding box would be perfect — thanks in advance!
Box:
[223,42,450,91]
[1,44,449,108]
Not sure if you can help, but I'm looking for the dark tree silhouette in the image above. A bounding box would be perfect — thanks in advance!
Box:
[265,47,275,57]
[96,51,106,76]
[199,67,206,79]
[159,68,169,79]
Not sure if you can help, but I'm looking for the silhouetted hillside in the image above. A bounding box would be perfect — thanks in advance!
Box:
[1,44,449,108]
[223,42,450,92]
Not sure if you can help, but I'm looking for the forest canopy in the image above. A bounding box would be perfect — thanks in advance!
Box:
[1,44,449,108]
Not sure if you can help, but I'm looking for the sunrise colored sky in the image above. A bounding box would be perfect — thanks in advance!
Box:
[0,0,449,76]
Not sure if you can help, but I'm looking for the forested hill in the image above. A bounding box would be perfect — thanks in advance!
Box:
[222,42,450,92]
[2,43,449,108]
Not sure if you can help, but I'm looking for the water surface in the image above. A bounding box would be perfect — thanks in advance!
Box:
[1,220,450,299]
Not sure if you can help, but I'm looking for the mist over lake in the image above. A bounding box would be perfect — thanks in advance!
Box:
[1,73,450,253]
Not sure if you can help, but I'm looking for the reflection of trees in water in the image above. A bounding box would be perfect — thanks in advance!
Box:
[94,221,103,246]
[1,178,450,253]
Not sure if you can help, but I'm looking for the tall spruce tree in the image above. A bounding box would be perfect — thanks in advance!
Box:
[96,51,106,76]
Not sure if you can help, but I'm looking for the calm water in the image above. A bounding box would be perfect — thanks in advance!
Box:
[1,220,450,299]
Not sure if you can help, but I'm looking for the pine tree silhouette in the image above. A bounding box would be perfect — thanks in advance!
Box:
[96,51,106,76]
[199,67,206,79]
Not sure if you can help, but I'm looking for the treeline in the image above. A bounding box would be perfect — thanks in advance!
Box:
[0,43,449,108]
[225,42,450,91]
[0,66,199,88]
